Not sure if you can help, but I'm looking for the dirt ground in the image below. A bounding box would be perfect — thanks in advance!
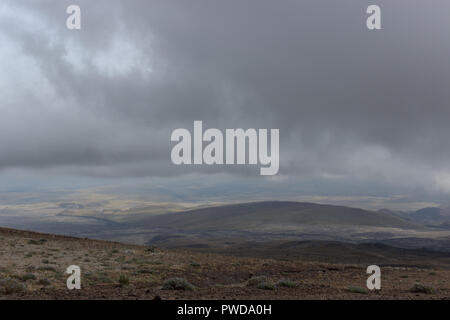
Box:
[0,227,449,300]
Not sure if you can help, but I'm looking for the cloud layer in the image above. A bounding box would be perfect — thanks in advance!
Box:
[1,0,450,198]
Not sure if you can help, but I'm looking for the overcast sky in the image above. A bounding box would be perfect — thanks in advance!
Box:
[1,0,450,207]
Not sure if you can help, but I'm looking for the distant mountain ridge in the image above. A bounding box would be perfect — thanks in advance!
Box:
[136,201,420,231]
[379,206,450,227]
[410,207,450,226]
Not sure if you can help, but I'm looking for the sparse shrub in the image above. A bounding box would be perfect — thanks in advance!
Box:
[97,275,113,284]
[257,282,275,290]
[145,246,156,253]
[138,269,153,274]
[118,275,130,286]
[277,279,297,288]
[41,259,49,264]
[54,273,64,280]
[21,273,37,281]
[246,275,276,290]
[25,252,33,258]
[247,276,269,287]
[162,277,195,291]
[347,286,368,294]
[131,258,143,264]
[0,278,26,294]
[28,239,46,245]
[410,283,435,294]
[38,266,57,272]
[121,266,134,270]
[25,266,36,272]
[38,278,51,286]
[190,262,201,267]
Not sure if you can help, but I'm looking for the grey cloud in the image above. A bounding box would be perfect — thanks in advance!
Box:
[1,0,450,198]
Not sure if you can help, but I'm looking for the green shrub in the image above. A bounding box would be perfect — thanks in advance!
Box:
[138,269,153,274]
[257,282,275,290]
[246,276,275,290]
[38,278,51,286]
[21,273,37,281]
[118,275,130,286]
[38,266,57,272]
[247,276,268,287]
[347,286,368,294]
[0,279,26,294]
[28,239,46,245]
[410,283,435,294]
[162,277,195,291]
[97,275,113,284]
[277,279,297,288]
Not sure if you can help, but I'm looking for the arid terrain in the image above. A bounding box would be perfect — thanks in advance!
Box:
[1,227,450,300]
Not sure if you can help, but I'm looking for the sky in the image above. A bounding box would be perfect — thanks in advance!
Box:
[0,0,450,209]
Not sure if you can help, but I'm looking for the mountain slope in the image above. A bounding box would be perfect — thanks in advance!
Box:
[1,226,450,300]
[378,206,450,227]
[136,201,420,231]
[409,207,450,226]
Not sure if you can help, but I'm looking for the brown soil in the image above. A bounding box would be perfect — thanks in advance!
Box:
[0,227,449,300]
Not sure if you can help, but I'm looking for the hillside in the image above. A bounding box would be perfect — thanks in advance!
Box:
[136,201,419,231]
[1,227,450,299]
[1,201,438,251]
[66,201,431,248]
[378,206,450,228]
[409,207,450,226]
[196,240,450,268]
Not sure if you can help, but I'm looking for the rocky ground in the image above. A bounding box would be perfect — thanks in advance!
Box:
[0,227,449,300]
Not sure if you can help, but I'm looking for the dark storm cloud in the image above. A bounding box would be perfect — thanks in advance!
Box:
[1,0,450,194]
